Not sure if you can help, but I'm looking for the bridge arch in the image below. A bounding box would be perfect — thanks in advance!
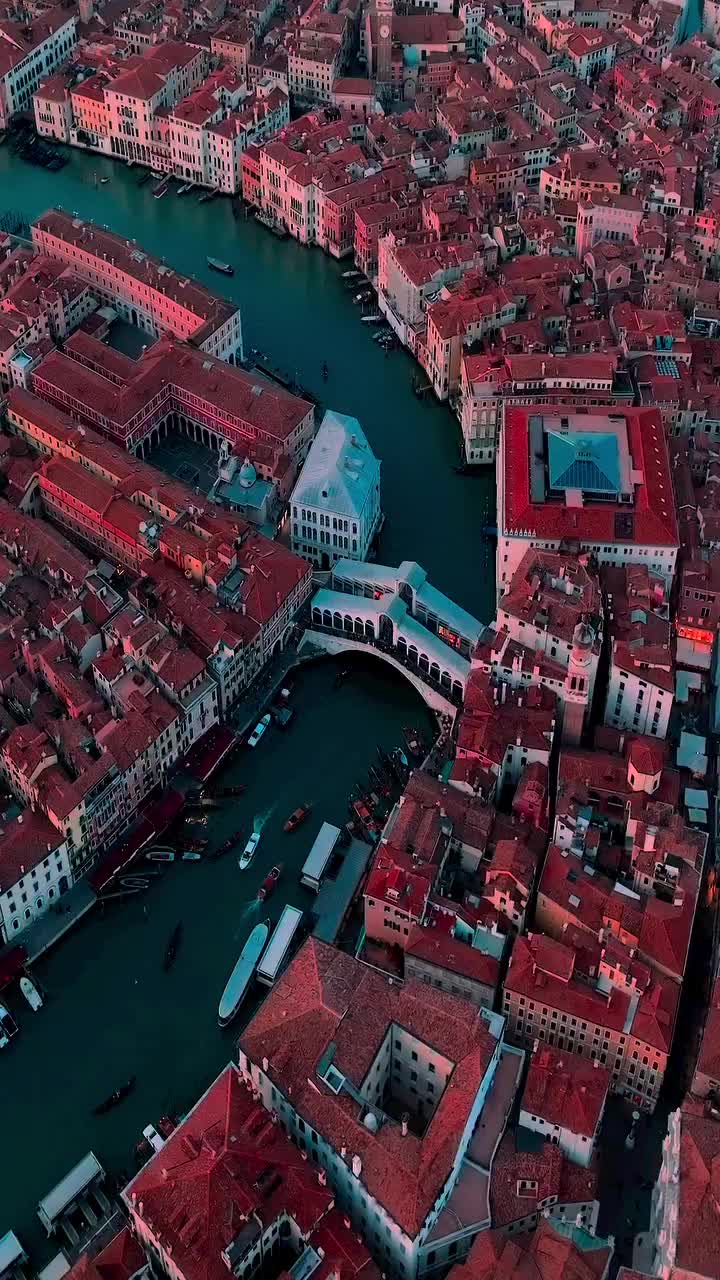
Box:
[298,629,459,718]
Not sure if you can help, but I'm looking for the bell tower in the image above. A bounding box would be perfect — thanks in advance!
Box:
[375,0,393,90]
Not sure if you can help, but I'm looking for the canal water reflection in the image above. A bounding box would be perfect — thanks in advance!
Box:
[2,657,436,1252]
[1,146,496,618]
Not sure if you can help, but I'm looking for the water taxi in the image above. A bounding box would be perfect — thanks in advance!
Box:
[284,803,311,833]
[0,1002,18,1046]
[238,829,261,870]
[258,864,282,901]
[248,713,270,748]
[20,976,43,1011]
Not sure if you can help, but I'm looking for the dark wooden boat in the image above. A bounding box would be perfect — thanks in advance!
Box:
[284,803,311,833]
[92,1076,136,1115]
[163,921,183,972]
[258,864,282,900]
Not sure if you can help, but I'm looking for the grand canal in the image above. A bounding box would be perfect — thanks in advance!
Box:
[3,659,436,1252]
[0,144,494,1255]
[0,145,495,617]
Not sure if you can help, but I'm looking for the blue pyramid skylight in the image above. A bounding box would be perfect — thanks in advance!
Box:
[548,431,620,495]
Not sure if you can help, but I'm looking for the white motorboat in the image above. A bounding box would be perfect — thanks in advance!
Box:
[181,851,203,861]
[247,713,270,748]
[146,847,176,862]
[0,1002,18,1044]
[20,976,43,1011]
[238,830,261,870]
[218,921,269,1026]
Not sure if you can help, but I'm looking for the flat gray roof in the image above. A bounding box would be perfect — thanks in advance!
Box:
[37,1153,103,1230]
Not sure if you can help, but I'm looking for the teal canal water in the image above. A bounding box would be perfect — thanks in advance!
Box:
[3,660,436,1251]
[0,144,495,1251]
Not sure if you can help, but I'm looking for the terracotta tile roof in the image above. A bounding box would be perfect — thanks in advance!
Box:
[125,1065,379,1280]
[500,406,678,548]
[522,1044,610,1138]
[65,1229,146,1280]
[489,1131,600,1229]
[455,1218,611,1280]
[696,977,720,1082]
[671,1100,720,1279]
[239,938,497,1238]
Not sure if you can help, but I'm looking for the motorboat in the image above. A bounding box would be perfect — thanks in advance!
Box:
[248,713,270,748]
[163,921,183,972]
[20,976,43,1011]
[284,804,311,833]
[360,313,383,324]
[217,920,270,1026]
[207,257,234,276]
[92,1076,136,1116]
[238,830,260,870]
[258,864,282,901]
[0,1002,18,1043]
[181,850,203,861]
[146,847,175,862]
[341,269,361,279]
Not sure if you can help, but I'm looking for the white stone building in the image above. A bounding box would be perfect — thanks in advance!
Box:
[0,13,78,127]
[290,410,381,568]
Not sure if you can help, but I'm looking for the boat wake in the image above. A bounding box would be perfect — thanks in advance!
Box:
[234,899,261,936]
[253,807,274,833]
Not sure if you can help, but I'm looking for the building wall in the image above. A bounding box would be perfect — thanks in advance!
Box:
[518,1109,598,1167]
[0,839,73,942]
[502,985,666,1111]
[604,661,673,739]
[0,17,78,125]
[405,952,495,1009]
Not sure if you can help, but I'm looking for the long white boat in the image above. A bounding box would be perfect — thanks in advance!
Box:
[218,921,270,1026]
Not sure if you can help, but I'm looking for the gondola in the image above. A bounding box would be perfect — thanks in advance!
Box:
[163,921,183,972]
[92,1076,136,1116]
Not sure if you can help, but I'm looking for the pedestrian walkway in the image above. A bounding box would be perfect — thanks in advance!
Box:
[25,882,97,963]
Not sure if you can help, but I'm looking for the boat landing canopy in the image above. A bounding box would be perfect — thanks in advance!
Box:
[37,1153,104,1233]
[0,1230,26,1276]
[300,822,341,891]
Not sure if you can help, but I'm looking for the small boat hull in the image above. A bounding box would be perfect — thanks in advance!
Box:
[284,804,311,833]
[248,713,271,747]
[258,865,282,901]
[147,848,175,862]
[20,976,43,1011]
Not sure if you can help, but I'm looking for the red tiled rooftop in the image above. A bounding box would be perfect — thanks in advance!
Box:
[501,406,678,548]
[239,938,497,1237]
[522,1044,610,1138]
